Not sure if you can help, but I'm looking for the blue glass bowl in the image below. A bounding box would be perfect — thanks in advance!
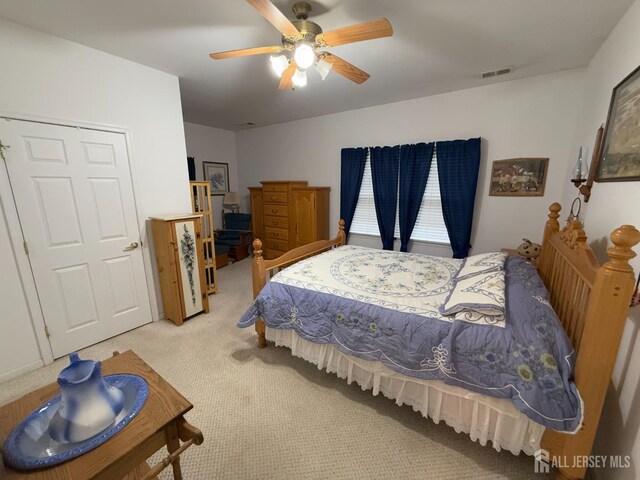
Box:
[2,374,148,470]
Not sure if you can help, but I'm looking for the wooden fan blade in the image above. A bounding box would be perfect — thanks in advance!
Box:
[210,45,283,60]
[246,0,300,37]
[278,61,297,90]
[317,18,392,47]
[322,54,370,84]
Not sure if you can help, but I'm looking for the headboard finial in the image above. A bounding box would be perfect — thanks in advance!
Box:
[543,203,561,239]
[548,203,561,227]
[606,225,640,273]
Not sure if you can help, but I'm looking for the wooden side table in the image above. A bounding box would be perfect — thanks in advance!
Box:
[0,351,203,480]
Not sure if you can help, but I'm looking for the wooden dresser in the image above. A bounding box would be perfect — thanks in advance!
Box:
[249,181,330,259]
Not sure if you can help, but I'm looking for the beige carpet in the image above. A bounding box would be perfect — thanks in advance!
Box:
[0,259,552,480]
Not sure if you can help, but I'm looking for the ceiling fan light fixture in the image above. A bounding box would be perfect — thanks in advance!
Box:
[270,54,290,77]
[292,68,308,87]
[293,43,315,70]
[315,58,333,80]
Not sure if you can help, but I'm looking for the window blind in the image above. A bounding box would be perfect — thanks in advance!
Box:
[351,150,450,245]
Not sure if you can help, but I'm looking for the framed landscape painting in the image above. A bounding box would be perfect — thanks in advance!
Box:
[202,162,229,196]
[597,64,640,182]
[489,158,549,197]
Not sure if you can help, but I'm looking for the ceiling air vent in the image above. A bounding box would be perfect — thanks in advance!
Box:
[481,67,512,79]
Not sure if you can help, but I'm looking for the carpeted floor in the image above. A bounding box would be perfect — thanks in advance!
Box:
[0,259,552,479]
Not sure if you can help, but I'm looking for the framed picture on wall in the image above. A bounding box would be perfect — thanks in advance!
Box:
[202,162,229,196]
[488,158,549,196]
[596,63,640,182]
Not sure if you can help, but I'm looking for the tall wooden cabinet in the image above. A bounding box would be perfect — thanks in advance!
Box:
[189,181,218,294]
[248,181,330,259]
[151,214,209,326]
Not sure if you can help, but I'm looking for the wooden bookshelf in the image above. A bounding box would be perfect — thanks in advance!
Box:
[189,181,218,295]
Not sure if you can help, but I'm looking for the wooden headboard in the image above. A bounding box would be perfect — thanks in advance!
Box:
[537,202,639,479]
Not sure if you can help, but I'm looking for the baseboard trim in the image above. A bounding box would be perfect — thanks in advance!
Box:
[0,359,44,384]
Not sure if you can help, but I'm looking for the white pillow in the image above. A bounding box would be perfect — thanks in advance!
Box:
[456,252,507,280]
[440,270,506,317]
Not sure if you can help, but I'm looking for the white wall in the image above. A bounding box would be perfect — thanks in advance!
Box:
[559,1,640,478]
[0,204,43,381]
[184,122,238,230]
[236,68,585,255]
[0,19,191,378]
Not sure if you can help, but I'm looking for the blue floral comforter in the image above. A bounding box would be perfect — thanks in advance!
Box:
[238,246,582,432]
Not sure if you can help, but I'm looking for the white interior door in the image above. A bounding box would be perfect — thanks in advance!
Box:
[1,119,152,358]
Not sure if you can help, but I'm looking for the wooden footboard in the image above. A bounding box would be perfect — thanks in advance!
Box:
[251,219,346,347]
[537,203,639,479]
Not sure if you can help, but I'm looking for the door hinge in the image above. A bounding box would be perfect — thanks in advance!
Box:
[44,325,51,338]
[0,139,10,161]
[23,241,29,255]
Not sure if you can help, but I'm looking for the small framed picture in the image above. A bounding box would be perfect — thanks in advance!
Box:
[596,64,640,182]
[202,162,229,196]
[489,158,549,197]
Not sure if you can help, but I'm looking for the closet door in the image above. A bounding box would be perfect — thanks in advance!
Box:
[0,119,152,358]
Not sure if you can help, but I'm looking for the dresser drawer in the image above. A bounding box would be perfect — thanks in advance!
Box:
[263,183,288,193]
[265,238,289,252]
[265,226,289,241]
[263,192,288,203]
[265,204,288,217]
[264,216,288,229]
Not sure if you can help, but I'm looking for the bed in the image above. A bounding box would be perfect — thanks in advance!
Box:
[240,203,639,480]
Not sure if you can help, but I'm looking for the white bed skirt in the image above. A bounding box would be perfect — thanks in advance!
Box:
[266,327,544,455]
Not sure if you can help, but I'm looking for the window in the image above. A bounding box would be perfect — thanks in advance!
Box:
[350,150,449,245]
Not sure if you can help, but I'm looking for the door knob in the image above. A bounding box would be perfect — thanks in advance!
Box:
[124,241,139,251]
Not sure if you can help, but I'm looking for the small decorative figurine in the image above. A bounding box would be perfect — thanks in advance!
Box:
[516,238,542,260]
[48,352,125,443]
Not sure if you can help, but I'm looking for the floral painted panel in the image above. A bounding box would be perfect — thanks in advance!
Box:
[175,220,202,317]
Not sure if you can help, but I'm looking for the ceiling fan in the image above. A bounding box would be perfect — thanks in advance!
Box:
[209,0,393,89]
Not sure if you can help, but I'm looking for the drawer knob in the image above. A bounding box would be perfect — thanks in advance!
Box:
[272,209,278,213]
[271,196,277,200]
[272,221,277,225]
[273,233,279,237]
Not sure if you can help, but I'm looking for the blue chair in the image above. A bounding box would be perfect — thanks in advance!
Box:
[216,212,252,261]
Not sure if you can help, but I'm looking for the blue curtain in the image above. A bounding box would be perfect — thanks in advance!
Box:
[399,142,434,252]
[436,138,482,258]
[371,146,400,250]
[340,147,368,237]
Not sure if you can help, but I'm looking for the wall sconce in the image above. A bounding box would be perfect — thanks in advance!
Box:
[572,125,604,203]
[571,146,587,188]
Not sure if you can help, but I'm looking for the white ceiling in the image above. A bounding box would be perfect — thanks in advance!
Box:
[0,0,634,130]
